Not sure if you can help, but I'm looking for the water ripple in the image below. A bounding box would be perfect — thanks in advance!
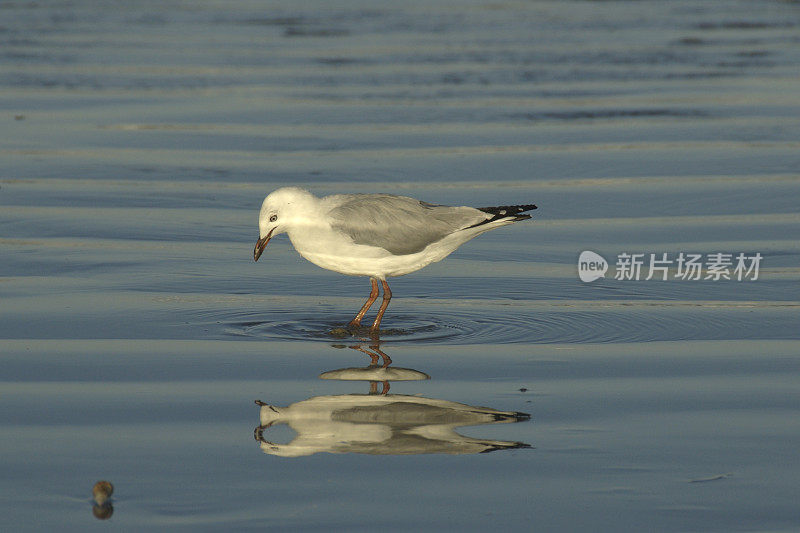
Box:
[195,304,799,345]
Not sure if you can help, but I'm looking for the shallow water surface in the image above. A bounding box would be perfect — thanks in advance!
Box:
[2,0,800,531]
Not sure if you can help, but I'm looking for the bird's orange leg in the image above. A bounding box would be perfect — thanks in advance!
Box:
[370,279,392,334]
[348,277,379,329]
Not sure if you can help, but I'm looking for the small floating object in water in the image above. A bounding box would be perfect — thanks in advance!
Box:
[689,473,732,483]
[91,480,114,520]
[92,502,114,520]
[92,480,113,506]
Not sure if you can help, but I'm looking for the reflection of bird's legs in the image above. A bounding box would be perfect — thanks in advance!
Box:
[367,381,390,395]
[370,279,392,334]
[349,345,380,366]
[352,344,393,367]
[348,278,379,330]
[370,345,392,367]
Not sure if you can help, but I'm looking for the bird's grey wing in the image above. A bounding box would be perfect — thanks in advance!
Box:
[327,194,486,255]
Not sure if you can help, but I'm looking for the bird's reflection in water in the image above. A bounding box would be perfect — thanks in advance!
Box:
[254,343,531,457]
[319,343,429,394]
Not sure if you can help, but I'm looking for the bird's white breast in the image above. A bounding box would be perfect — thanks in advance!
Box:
[287,224,475,278]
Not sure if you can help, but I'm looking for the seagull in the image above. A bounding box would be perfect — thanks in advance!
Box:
[253,187,536,333]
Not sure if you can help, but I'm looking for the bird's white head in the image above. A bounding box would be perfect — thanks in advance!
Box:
[254,187,316,261]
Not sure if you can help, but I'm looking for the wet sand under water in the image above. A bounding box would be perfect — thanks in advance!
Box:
[2,0,800,531]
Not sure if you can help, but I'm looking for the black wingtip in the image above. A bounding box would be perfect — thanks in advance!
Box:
[477,204,537,216]
[479,442,534,453]
[465,203,537,230]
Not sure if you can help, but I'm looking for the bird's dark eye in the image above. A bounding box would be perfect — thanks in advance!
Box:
[269,214,277,222]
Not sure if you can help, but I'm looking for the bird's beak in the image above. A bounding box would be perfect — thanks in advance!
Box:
[253,228,275,262]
